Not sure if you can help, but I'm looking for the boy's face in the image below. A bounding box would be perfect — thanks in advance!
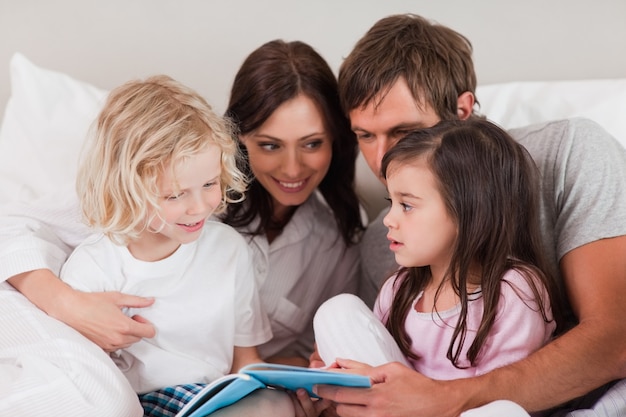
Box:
[349,77,440,183]
[150,145,222,245]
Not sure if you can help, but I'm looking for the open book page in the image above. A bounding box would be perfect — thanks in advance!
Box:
[174,363,371,417]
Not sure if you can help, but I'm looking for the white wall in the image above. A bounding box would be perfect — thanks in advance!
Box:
[1,0,625,115]
[1,0,625,218]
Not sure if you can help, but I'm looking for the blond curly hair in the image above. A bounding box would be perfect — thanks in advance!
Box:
[77,75,247,244]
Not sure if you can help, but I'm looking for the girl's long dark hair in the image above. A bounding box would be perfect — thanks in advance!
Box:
[382,119,565,368]
[221,40,364,244]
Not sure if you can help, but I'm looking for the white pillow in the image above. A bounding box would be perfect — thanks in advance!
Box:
[0,53,108,204]
[477,79,626,149]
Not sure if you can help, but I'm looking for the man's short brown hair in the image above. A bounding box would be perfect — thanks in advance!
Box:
[338,14,477,120]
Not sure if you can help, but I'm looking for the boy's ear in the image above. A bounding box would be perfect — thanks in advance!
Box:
[456,91,475,120]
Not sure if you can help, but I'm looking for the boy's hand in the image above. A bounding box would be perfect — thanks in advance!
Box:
[292,388,332,417]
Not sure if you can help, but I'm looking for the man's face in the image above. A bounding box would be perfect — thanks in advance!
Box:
[349,78,441,183]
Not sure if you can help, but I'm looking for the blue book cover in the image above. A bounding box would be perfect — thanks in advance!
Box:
[175,363,371,417]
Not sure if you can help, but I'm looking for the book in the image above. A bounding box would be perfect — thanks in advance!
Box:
[175,363,371,417]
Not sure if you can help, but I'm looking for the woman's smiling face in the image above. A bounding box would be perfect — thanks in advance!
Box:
[240,93,332,220]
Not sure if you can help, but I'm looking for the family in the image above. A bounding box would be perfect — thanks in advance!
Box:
[1,13,625,417]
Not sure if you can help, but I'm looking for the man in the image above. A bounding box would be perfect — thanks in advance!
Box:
[314,14,626,417]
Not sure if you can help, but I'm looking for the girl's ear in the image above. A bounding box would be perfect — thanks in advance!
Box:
[456,91,475,120]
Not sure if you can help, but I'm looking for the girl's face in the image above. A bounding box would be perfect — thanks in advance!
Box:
[383,158,457,278]
[134,145,222,259]
[240,94,332,221]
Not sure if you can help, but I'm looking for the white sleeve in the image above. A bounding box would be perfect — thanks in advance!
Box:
[59,238,113,293]
[0,183,89,282]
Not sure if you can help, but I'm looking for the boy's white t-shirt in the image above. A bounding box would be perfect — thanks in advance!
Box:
[60,220,272,394]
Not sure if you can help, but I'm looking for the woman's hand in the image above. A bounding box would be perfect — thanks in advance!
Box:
[9,269,156,352]
[59,289,156,352]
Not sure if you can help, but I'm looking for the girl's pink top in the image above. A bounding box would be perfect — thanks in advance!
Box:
[374,268,555,379]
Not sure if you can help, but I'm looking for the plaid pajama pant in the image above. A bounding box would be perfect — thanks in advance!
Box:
[139,383,206,417]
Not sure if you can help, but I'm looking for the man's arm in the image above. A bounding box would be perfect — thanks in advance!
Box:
[315,236,626,417]
[470,235,626,412]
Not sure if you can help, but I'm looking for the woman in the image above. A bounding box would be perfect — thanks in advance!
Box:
[0,40,363,416]
[222,39,364,365]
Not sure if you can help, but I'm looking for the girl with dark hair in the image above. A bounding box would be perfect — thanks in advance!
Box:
[221,39,364,366]
[314,119,563,416]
